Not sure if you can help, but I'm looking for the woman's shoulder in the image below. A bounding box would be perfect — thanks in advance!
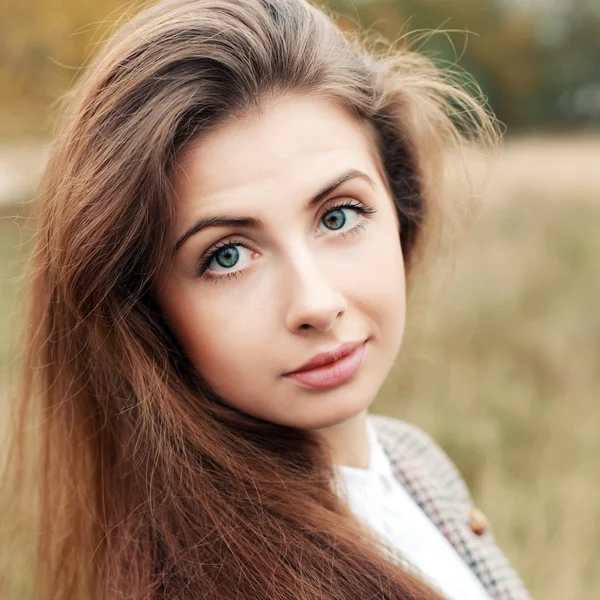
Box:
[368,411,448,455]
[368,412,471,502]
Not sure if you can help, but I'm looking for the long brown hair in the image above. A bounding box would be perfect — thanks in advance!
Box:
[1,0,499,598]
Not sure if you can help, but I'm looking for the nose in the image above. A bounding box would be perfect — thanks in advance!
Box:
[283,246,348,333]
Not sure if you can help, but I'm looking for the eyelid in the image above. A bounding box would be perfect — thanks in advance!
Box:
[324,197,371,210]
[321,197,377,220]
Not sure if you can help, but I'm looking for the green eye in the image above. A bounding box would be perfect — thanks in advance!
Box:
[322,207,348,231]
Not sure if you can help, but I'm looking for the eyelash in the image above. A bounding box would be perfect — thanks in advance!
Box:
[195,200,377,283]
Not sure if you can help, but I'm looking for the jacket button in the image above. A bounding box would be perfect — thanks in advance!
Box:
[468,507,489,536]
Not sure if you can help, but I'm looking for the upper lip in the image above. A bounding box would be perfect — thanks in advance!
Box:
[284,340,366,374]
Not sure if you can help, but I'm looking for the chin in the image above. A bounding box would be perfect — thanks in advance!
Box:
[290,387,375,431]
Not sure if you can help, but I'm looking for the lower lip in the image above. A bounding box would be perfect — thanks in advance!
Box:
[284,341,368,390]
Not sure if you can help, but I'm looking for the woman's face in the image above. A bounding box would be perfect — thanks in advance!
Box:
[156,94,406,430]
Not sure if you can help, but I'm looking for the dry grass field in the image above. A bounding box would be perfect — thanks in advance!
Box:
[1,135,599,599]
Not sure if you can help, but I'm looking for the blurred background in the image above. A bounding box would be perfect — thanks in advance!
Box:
[0,1,598,599]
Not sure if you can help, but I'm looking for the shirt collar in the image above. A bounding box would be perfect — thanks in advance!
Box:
[366,415,397,480]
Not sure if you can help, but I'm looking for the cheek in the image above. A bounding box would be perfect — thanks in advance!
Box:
[361,217,406,305]
[356,216,406,346]
[159,281,269,396]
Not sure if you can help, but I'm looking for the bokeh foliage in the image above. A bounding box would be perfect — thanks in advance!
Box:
[321,0,600,132]
[1,0,600,138]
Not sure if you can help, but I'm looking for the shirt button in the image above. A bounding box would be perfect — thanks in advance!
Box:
[468,507,489,536]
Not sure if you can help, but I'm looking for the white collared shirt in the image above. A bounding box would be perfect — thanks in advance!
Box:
[333,417,491,600]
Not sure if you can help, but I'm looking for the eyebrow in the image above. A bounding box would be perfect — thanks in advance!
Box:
[172,168,375,257]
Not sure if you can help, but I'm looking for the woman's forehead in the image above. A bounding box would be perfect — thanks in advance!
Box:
[171,95,381,213]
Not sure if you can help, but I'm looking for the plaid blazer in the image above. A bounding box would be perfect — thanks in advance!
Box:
[369,414,532,600]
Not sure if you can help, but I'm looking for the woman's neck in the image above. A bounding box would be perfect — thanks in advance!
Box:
[313,409,370,469]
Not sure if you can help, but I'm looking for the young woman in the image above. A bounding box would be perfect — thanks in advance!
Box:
[2,0,531,599]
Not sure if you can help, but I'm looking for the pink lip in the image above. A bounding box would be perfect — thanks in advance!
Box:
[284,340,368,390]
[286,340,366,374]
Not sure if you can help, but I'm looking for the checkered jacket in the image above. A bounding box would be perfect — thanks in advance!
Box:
[370,414,532,600]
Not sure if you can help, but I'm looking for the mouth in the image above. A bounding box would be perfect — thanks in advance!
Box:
[284,339,367,375]
[283,339,368,390]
